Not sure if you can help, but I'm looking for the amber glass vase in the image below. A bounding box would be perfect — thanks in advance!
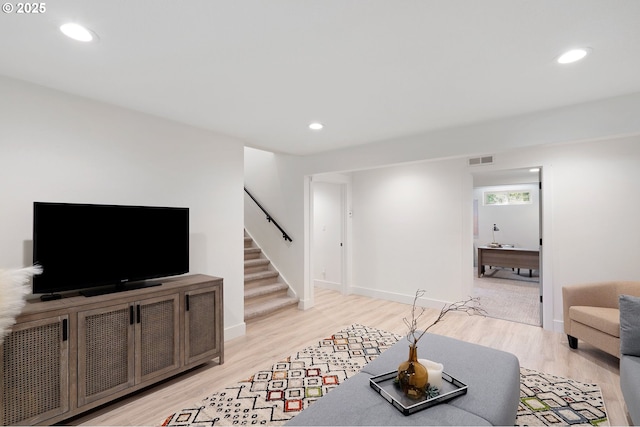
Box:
[396,344,428,399]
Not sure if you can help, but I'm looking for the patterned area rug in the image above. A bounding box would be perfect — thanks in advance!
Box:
[161,324,608,426]
[518,368,608,426]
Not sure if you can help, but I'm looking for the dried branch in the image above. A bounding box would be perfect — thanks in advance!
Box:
[404,289,487,345]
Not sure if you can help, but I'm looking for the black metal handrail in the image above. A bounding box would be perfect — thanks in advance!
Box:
[244,187,293,242]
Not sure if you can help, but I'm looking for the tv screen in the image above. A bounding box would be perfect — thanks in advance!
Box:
[33,202,189,296]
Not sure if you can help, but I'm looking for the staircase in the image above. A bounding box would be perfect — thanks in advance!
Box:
[244,231,298,321]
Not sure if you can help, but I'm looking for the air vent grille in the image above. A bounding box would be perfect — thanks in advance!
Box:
[468,155,494,166]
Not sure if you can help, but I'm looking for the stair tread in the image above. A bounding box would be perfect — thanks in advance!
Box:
[244,258,270,267]
[245,296,298,320]
[245,270,279,281]
[244,282,288,299]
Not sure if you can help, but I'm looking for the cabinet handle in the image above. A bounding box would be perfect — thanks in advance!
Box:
[136,304,141,324]
[185,294,190,311]
[130,305,134,325]
[62,318,68,341]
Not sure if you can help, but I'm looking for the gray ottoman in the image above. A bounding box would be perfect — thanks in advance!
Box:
[286,333,520,426]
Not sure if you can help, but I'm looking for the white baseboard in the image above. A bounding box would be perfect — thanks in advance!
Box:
[298,298,314,310]
[553,319,565,334]
[224,321,246,341]
[348,286,449,309]
[314,279,342,292]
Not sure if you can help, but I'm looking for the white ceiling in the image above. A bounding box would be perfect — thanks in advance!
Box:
[2,1,640,155]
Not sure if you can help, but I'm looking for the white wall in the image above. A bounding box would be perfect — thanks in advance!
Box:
[244,93,640,332]
[350,158,473,306]
[0,76,246,340]
[346,138,640,330]
[540,139,640,327]
[243,147,305,301]
[464,138,640,330]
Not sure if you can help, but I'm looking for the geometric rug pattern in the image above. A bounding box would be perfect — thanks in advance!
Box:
[161,324,608,426]
[161,324,401,426]
[517,367,608,426]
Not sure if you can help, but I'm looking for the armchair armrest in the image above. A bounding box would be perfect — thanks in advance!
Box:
[562,282,620,334]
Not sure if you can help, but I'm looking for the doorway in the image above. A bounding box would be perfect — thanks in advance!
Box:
[472,167,542,326]
[311,177,349,294]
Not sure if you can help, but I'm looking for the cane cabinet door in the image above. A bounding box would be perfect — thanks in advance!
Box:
[0,315,69,425]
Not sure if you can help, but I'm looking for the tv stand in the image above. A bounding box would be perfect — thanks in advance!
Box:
[80,280,162,297]
[1,274,223,426]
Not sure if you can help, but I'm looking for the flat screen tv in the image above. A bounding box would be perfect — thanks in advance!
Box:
[33,202,189,297]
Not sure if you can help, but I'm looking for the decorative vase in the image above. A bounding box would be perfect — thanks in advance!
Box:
[396,344,428,399]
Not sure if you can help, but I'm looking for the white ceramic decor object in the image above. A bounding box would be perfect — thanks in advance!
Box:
[419,359,444,389]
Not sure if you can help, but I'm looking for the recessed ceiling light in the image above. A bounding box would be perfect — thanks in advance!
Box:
[529,168,540,173]
[60,23,95,42]
[309,122,324,131]
[557,48,590,64]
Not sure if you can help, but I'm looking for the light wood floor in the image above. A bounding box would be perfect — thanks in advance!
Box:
[69,287,630,426]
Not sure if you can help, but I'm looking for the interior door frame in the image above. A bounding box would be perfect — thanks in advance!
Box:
[537,168,544,326]
[472,166,544,327]
[308,174,351,298]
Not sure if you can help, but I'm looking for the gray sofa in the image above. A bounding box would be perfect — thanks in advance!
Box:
[619,294,640,425]
[286,333,520,426]
[620,356,639,425]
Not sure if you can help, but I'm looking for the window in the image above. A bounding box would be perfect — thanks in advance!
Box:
[483,190,531,206]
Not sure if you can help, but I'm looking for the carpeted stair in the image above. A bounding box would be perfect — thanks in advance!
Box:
[244,231,298,321]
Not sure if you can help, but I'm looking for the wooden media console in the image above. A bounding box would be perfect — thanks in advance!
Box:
[0,274,223,426]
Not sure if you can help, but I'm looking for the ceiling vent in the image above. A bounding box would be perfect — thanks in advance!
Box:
[468,155,494,166]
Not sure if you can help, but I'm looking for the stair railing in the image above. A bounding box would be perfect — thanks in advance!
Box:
[244,187,293,242]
